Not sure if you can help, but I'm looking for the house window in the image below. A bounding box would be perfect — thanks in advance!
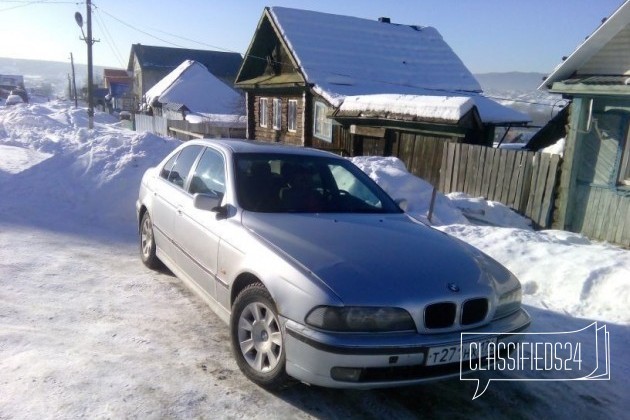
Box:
[259,98,268,128]
[273,98,282,130]
[288,99,297,132]
[313,101,332,142]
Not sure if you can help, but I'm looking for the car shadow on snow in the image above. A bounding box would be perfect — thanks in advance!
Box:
[267,305,628,419]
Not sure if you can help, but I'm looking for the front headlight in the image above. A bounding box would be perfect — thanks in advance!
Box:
[494,286,522,319]
[305,306,416,332]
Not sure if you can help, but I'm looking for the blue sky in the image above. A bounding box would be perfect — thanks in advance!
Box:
[0,0,625,73]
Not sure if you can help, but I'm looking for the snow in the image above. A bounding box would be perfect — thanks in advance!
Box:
[340,94,474,123]
[269,7,481,107]
[339,93,530,124]
[1,100,628,418]
[144,60,243,116]
[542,137,565,156]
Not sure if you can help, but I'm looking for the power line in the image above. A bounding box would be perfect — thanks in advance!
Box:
[93,3,187,49]
[93,6,125,67]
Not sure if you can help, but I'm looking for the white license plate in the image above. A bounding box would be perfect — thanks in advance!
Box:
[426,337,497,366]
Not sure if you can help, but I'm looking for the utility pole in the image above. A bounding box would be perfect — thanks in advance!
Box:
[74,2,98,129]
[86,0,94,129]
[69,52,78,108]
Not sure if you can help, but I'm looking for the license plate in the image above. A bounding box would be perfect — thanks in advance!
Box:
[426,337,496,366]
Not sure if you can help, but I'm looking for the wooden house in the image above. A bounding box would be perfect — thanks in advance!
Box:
[540,0,630,247]
[102,68,133,112]
[235,7,529,177]
[127,44,242,111]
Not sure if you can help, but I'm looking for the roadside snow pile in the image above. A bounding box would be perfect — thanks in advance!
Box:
[351,156,468,225]
[351,155,532,229]
[0,101,180,234]
[441,225,630,325]
[446,192,533,230]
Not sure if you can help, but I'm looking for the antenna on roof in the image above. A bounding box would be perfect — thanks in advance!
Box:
[378,17,391,23]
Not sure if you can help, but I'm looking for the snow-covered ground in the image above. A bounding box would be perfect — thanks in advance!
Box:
[0,100,628,419]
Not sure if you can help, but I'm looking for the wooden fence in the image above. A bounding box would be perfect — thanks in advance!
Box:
[439,143,561,228]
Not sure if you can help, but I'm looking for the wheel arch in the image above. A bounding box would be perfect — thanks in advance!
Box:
[138,205,149,233]
[231,272,267,307]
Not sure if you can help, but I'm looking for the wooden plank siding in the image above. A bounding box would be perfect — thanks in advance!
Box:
[440,143,562,229]
[572,184,630,247]
[251,94,304,146]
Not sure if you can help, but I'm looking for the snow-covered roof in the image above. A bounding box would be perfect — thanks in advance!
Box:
[129,44,242,84]
[267,7,482,107]
[145,60,243,116]
[540,0,630,90]
[337,93,530,124]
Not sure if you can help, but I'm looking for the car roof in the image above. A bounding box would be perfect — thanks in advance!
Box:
[184,139,342,158]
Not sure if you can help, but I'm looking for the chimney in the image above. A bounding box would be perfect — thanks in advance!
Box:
[378,17,391,23]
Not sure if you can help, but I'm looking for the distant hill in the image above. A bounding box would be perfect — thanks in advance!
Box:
[474,72,548,92]
[0,57,111,97]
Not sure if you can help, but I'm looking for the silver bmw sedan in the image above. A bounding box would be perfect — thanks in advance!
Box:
[136,139,530,389]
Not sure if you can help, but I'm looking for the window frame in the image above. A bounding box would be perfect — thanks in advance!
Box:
[273,98,282,130]
[259,97,268,128]
[313,101,332,142]
[288,99,297,132]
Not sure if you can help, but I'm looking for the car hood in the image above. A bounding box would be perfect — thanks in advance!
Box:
[241,212,494,306]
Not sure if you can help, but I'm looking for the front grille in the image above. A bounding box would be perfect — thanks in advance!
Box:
[423,298,489,329]
[424,302,456,329]
[461,298,488,325]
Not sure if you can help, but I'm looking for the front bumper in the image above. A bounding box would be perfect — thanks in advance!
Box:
[283,308,530,388]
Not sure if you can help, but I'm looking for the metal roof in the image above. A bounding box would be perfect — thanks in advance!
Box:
[128,44,242,84]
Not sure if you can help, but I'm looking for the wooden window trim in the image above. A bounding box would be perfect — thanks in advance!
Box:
[259,98,268,128]
[313,101,332,142]
[273,98,282,130]
[288,99,297,132]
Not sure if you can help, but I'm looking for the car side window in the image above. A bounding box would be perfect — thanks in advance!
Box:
[164,145,203,189]
[188,148,226,200]
[159,153,179,180]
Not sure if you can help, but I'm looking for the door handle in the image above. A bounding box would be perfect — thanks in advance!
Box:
[176,207,183,215]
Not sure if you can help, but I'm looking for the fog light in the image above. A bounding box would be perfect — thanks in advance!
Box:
[331,367,363,382]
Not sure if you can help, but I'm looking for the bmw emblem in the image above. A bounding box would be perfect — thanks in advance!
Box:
[447,283,460,292]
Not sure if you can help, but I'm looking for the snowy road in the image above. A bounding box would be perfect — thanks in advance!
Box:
[0,223,625,419]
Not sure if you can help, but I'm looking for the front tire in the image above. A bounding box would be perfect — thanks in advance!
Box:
[139,212,160,269]
[230,283,289,389]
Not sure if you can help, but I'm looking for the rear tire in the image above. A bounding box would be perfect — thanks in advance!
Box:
[139,212,161,269]
[230,283,289,389]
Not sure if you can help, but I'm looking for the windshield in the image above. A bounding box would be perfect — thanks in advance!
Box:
[234,153,402,214]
